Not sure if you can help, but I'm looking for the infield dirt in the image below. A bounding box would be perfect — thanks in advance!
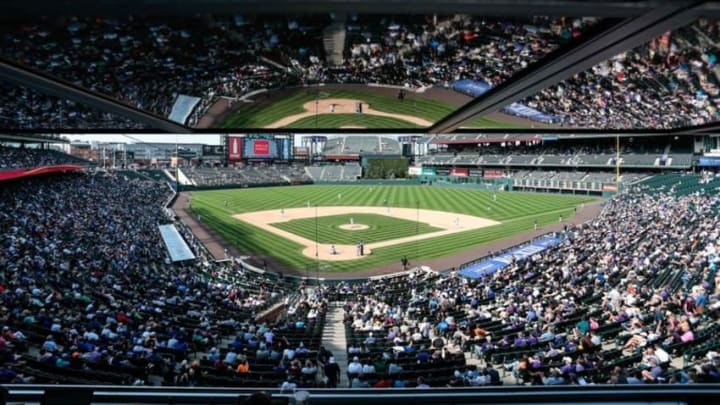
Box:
[233,206,499,261]
[265,99,433,128]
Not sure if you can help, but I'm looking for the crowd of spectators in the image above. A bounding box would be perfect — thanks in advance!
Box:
[419,138,693,172]
[2,143,720,389]
[0,15,306,125]
[327,270,471,388]
[525,18,720,129]
[186,164,312,187]
[261,14,593,90]
[327,15,592,88]
[3,14,720,130]
[0,84,147,130]
[0,145,89,169]
[325,184,720,387]
[0,171,326,386]
[0,13,592,129]
[432,135,691,157]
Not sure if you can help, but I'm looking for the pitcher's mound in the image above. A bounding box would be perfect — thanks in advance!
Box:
[339,224,369,231]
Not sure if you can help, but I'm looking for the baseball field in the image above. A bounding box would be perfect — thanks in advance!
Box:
[218,88,528,129]
[189,185,594,272]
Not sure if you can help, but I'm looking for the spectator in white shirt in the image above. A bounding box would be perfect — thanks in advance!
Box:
[347,356,363,375]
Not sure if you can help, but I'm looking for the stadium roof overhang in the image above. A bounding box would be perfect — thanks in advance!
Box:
[3,0,720,135]
[428,131,695,143]
[3,0,696,17]
[670,120,720,135]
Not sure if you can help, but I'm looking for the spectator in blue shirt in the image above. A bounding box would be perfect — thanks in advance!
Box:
[224,350,238,365]
[42,336,57,353]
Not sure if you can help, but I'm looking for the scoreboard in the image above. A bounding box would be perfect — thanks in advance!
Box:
[226,134,293,162]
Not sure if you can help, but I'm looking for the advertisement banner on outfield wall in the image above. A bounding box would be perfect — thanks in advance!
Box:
[408,166,422,175]
[483,169,504,178]
[699,158,720,167]
[602,184,618,192]
[450,168,469,177]
[228,136,243,161]
[421,167,436,176]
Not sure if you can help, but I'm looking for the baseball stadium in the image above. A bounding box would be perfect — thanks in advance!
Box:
[2,1,720,405]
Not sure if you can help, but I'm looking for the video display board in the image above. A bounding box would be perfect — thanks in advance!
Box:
[242,134,292,160]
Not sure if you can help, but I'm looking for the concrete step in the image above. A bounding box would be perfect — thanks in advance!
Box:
[321,306,349,387]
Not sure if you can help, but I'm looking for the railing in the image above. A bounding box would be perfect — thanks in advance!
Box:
[3,384,720,405]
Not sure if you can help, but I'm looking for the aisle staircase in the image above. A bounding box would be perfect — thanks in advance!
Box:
[176,168,196,186]
[323,15,346,67]
[320,304,349,387]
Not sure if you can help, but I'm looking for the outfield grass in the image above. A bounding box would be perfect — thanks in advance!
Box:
[190,185,595,272]
[271,213,442,244]
[287,114,522,129]
[219,88,527,129]
[284,114,418,129]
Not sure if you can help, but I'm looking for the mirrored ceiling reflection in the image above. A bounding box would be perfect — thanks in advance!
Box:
[0,14,597,130]
[521,18,720,130]
[0,82,152,130]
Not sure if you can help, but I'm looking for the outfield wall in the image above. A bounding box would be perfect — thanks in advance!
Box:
[311,178,421,186]
[430,177,511,189]
[179,180,313,191]
[181,177,603,195]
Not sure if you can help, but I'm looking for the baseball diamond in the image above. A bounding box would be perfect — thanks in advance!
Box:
[217,87,537,129]
[189,185,594,272]
[238,207,498,261]
[270,212,445,245]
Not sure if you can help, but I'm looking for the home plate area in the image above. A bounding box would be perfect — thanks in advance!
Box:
[233,206,499,262]
[338,223,369,231]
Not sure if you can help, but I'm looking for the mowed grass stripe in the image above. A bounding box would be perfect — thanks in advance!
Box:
[220,91,315,128]
[285,114,419,129]
[444,188,470,215]
[219,88,526,129]
[369,206,575,259]
[272,214,441,244]
[222,185,587,219]
[191,185,594,271]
